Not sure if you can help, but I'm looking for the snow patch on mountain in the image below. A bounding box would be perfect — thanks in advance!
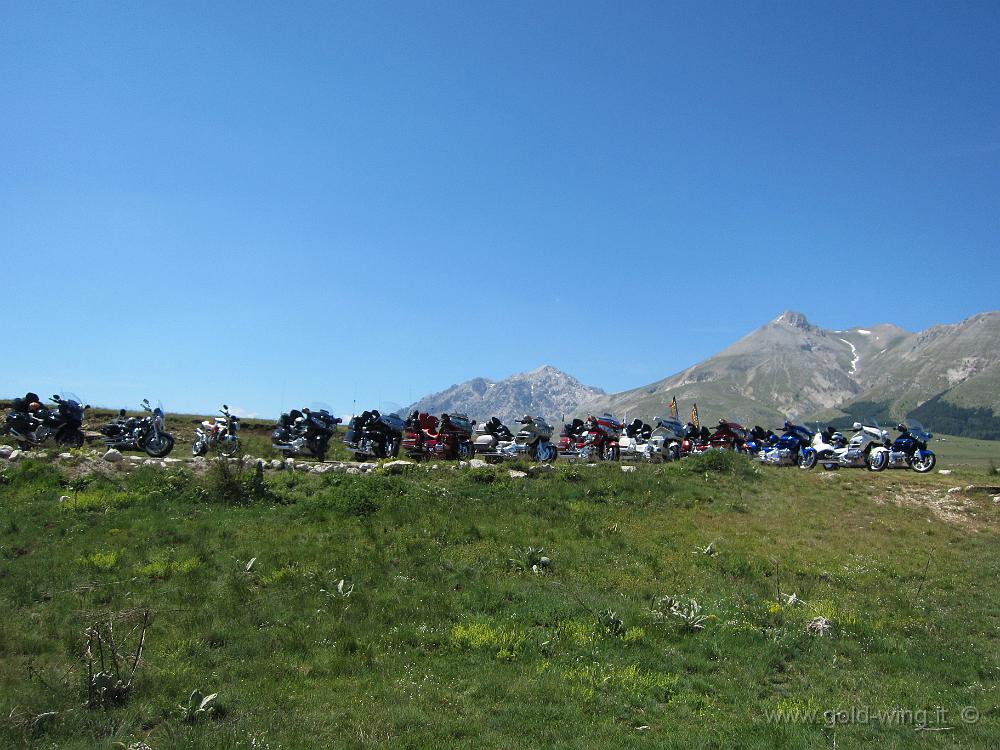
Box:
[839,339,860,376]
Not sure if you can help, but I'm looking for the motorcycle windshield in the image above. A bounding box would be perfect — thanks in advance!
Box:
[905,420,932,441]
[785,422,812,440]
[310,402,341,424]
[858,416,881,430]
[307,403,341,430]
[57,392,86,422]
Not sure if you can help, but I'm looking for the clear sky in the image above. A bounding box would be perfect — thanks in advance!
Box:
[2,1,998,418]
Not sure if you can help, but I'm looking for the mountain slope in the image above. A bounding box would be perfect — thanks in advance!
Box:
[847,311,1000,413]
[406,366,605,424]
[581,311,873,425]
[581,310,1000,435]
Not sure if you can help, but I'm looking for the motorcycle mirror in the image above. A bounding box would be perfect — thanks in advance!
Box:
[119,408,127,417]
[52,394,60,401]
[223,404,228,409]
[852,422,861,430]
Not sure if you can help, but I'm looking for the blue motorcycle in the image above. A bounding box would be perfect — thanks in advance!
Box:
[757,421,817,469]
[873,421,936,473]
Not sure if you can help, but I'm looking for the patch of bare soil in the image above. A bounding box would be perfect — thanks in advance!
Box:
[873,486,996,531]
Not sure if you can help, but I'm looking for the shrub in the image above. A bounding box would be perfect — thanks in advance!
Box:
[203,457,273,505]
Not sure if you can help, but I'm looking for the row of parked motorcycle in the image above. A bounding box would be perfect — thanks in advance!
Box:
[2,392,936,473]
[1,393,352,462]
[344,409,937,473]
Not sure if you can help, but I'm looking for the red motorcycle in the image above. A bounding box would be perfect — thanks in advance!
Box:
[558,414,622,461]
[403,411,475,461]
[706,419,751,451]
[681,422,711,456]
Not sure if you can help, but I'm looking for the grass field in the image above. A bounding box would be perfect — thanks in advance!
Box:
[930,433,1000,468]
[0,452,997,748]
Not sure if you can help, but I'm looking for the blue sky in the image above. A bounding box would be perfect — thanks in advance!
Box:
[2,1,998,418]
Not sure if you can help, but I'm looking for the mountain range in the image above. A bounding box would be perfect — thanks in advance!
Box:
[405,365,605,425]
[407,311,1000,438]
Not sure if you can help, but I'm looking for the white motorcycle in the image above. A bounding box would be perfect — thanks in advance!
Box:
[811,418,888,471]
[473,415,558,462]
[618,416,685,462]
[191,404,241,457]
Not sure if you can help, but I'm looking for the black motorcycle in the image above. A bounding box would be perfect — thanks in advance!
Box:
[99,399,175,457]
[343,409,404,461]
[272,408,342,460]
[2,393,88,449]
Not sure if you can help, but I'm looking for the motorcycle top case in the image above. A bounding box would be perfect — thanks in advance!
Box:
[445,414,474,435]
[594,415,622,435]
[525,418,554,440]
[379,413,405,433]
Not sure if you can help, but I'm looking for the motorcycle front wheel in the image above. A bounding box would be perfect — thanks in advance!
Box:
[145,433,175,458]
[219,437,240,457]
[868,450,888,472]
[908,452,936,473]
[456,442,474,461]
[310,439,328,462]
[797,450,817,470]
[191,440,207,457]
[57,427,84,449]
[601,443,620,461]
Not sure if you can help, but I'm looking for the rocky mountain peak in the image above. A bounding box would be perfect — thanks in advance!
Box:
[406,365,604,424]
[772,311,812,330]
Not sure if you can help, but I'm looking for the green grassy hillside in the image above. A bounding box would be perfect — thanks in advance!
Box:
[1,455,997,748]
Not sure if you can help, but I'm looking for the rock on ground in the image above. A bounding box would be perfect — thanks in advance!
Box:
[621,465,636,473]
[468,459,488,469]
[0,445,12,459]
[383,460,416,474]
[103,449,123,463]
[508,470,527,479]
